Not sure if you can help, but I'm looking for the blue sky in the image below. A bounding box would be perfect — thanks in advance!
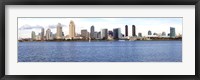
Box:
[18,18,182,38]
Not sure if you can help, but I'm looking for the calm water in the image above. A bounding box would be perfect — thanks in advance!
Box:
[18,41,182,62]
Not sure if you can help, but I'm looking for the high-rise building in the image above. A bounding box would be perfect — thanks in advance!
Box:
[81,29,88,39]
[97,32,101,39]
[113,28,121,39]
[50,32,53,39]
[69,20,76,39]
[31,31,36,40]
[132,25,136,36]
[46,28,51,40]
[108,31,113,36]
[87,32,90,39]
[162,32,166,36]
[170,27,176,38]
[90,25,95,39]
[125,25,128,36]
[56,23,63,39]
[101,29,108,39]
[93,32,98,39]
[53,33,57,39]
[148,30,152,35]
[37,33,41,40]
[138,33,142,37]
[41,28,44,40]
[62,32,64,37]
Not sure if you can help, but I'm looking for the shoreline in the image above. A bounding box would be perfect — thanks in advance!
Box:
[18,39,182,42]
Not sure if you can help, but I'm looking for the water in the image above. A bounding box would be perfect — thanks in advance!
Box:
[18,41,182,62]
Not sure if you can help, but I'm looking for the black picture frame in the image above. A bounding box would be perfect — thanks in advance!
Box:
[0,0,200,80]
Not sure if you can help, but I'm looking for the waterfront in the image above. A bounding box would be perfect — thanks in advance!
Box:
[18,41,182,62]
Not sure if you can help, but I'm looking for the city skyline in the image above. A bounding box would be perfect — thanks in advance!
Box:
[18,18,182,38]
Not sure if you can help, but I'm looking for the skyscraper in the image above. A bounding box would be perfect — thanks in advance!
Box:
[132,25,136,36]
[113,28,121,39]
[31,31,36,40]
[125,25,128,36]
[46,28,51,40]
[69,20,76,39]
[41,28,44,41]
[170,27,176,38]
[108,30,113,36]
[56,23,63,39]
[101,29,108,39]
[50,32,53,39]
[37,33,41,40]
[97,32,101,39]
[93,32,98,39]
[81,29,88,39]
[148,30,152,35]
[90,25,95,39]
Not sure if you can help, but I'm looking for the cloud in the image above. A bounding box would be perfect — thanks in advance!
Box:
[19,24,44,30]
[19,24,67,30]
[48,25,56,29]
[48,24,67,29]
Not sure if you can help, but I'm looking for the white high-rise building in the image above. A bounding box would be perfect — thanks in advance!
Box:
[56,23,63,39]
[31,31,36,40]
[46,28,52,40]
[69,20,76,39]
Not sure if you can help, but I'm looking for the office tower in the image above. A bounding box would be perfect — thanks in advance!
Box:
[148,30,152,35]
[53,33,57,39]
[38,33,41,40]
[90,25,95,39]
[69,20,76,39]
[162,32,166,36]
[87,32,90,39]
[101,29,108,39]
[56,23,63,39]
[138,33,142,37]
[31,31,36,40]
[41,28,44,40]
[50,32,53,40]
[46,28,51,40]
[132,25,136,36]
[81,29,88,39]
[113,28,121,39]
[62,32,64,37]
[170,27,176,38]
[97,32,101,39]
[125,25,128,36]
[108,30,113,36]
[93,32,98,39]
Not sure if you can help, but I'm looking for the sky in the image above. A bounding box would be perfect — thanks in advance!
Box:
[18,18,182,38]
